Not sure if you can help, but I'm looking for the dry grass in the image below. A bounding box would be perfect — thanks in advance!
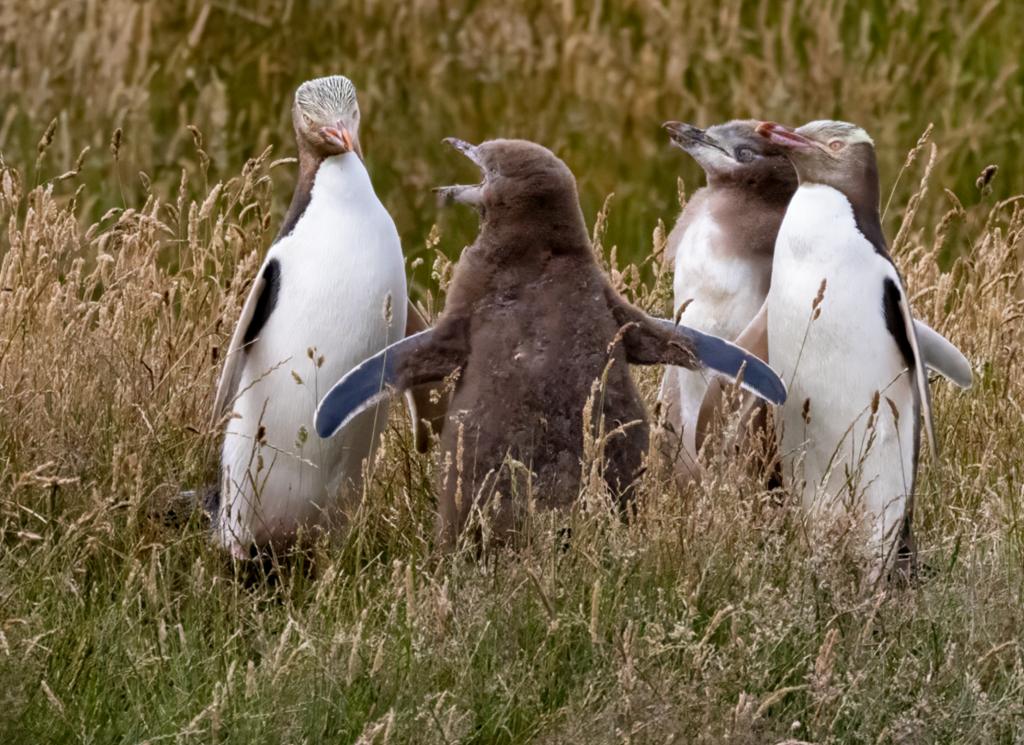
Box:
[3,0,1023,264]
[1,1,1023,742]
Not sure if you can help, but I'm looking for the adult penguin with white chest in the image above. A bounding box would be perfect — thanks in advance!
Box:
[755,119,970,579]
[657,120,797,483]
[660,121,969,487]
[314,138,787,547]
[211,75,408,558]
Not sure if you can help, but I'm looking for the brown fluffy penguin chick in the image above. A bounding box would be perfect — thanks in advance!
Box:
[314,139,785,547]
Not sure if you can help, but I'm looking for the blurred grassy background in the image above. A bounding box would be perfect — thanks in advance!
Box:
[2,0,1021,276]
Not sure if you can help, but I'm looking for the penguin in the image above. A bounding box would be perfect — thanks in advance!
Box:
[313,138,787,546]
[755,119,971,579]
[211,75,408,558]
[658,121,970,484]
[657,121,797,482]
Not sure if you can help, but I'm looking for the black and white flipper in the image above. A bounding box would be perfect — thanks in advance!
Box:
[211,258,281,422]
[884,277,936,456]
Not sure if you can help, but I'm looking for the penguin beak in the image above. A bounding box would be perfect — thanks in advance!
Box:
[436,138,486,209]
[755,122,816,150]
[664,121,739,176]
[663,121,730,158]
[320,125,357,154]
[443,137,484,168]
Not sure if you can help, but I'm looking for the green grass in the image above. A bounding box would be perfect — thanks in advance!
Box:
[2,1,1024,742]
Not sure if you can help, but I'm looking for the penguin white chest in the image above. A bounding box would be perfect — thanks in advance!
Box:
[767,184,916,549]
[673,209,766,338]
[661,205,770,476]
[218,154,408,554]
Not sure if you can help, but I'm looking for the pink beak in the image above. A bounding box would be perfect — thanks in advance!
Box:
[756,121,816,149]
[320,125,354,152]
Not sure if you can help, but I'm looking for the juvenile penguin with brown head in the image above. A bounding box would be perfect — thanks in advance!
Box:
[657,120,797,482]
[315,138,786,546]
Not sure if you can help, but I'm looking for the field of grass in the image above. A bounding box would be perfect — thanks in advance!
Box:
[2,1,1023,742]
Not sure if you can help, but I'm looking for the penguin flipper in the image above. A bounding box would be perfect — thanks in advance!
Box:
[212,258,281,423]
[611,294,786,405]
[913,320,972,389]
[405,303,450,453]
[653,319,787,405]
[315,330,429,439]
[883,278,937,456]
[315,325,464,440]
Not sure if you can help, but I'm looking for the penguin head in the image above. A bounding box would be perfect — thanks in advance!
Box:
[664,120,797,192]
[292,75,362,159]
[755,120,878,200]
[436,138,583,229]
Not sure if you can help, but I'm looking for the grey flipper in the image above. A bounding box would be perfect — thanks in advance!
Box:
[211,258,281,423]
[315,328,461,439]
[913,320,972,389]
[650,318,786,405]
[611,292,785,406]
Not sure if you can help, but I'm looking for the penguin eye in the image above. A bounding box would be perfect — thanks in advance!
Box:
[735,146,756,163]
[828,139,845,152]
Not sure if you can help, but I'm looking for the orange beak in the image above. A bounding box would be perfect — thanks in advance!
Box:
[320,125,355,152]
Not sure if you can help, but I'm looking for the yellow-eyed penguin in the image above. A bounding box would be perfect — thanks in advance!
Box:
[212,75,407,558]
[657,121,797,482]
[755,119,971,579]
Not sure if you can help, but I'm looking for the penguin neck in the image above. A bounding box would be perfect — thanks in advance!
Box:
[276,151,373,241]
[704,184,789,260]
[478,207,590,265]
[479,187,589,256]
[793,144,887,258]
[797,176,888,258]
[707,170,796,207]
